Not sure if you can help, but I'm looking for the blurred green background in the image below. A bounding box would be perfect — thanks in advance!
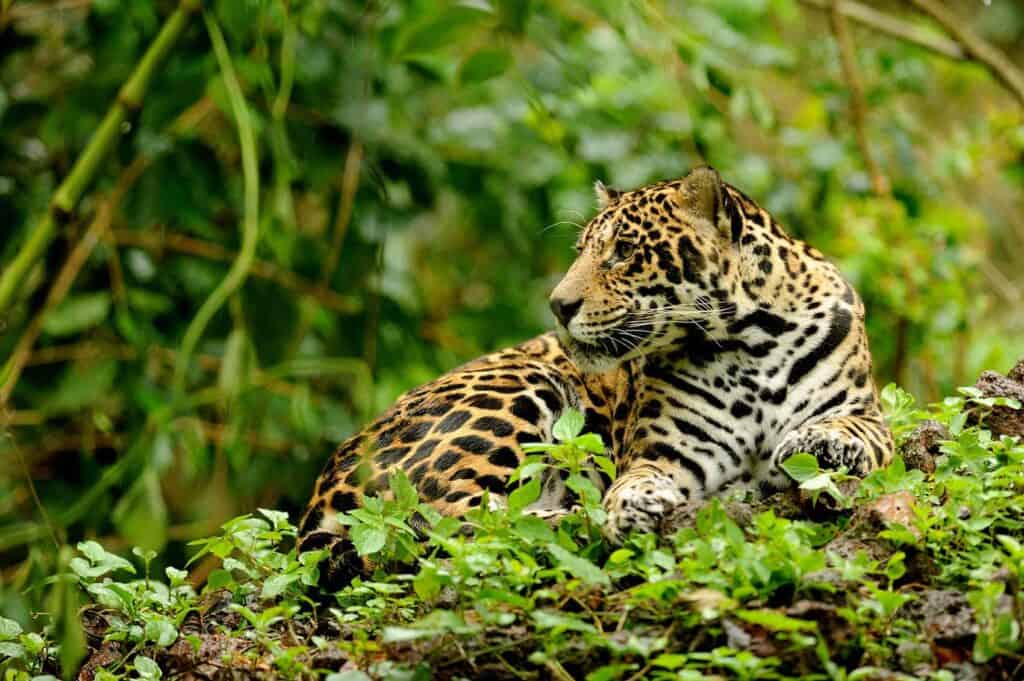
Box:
[1,0,1022,625]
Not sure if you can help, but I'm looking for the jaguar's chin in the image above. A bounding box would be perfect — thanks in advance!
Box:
[556,322,651,374]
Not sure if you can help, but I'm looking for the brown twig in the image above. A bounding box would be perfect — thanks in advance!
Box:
[1,431,61,550]
[1,433,124,466]
[909,0,1024,108]
[112,229,360,314]
[830,0,889,197]
[321,142,364,287]
[0,196,119,406]
[799,0,964,60]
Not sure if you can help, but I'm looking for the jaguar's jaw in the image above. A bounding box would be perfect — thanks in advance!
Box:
[555,317,653,373]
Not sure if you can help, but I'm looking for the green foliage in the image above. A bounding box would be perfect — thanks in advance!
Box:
[2,0,1024,677]
[3,390,1023,678]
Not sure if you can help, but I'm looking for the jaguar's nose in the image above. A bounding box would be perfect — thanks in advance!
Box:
[549,296,583,327]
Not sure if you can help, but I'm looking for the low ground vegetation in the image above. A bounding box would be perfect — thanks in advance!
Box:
[3,361,1024,680]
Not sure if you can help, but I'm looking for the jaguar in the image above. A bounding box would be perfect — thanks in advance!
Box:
[299,167,893,587]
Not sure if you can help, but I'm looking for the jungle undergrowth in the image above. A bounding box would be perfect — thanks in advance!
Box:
[1,384,1023,680]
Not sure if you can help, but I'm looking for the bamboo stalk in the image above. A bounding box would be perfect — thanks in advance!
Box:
[0,1,198,316]
[171,13,261,397]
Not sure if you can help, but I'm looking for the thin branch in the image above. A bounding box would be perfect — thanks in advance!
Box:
[0,0,197,315]
[0,190,121,405]
[321,141,364,287]
[112,230,359,313]
[909,0,1024,108]
[798,0,964,60]
[172,13,261,397]
[829,0,889,196]
[2,431,61,550]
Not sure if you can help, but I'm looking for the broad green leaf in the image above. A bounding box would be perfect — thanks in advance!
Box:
[112,468,168,552]
[508,477,541,513]
[261,573,298,600]
[219,327,255,399]
[514,515,556,543]
[780,452,819,482]
[553,409,585,442]
[325,672,373,681]
[573,432,605,454]
[397,7,490,59]
[145,617,178,647]
[350,524,388,556]
[510,460,547,483]
[0,641,24,658]
[532,609,597,633]
[207,569,234,590]
[735,609,816,632]
[133,654,162,680]
[389,469,419,510]
[460,48,512,83]
[0,617,22,640]
[42,292,110,337]
[546,543,609,587]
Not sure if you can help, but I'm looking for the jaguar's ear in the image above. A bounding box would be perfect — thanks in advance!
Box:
[677,166,740,243]
[595,180,621,209]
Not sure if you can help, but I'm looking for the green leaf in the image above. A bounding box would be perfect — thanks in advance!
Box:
[572,432,605,454]
[389,469,419,510]
[219,327,255,399]
[145,617,178,647]
[593,455,617,481]
[0,641,25,658]
[546,543,609,587]
[398,7,490,59]
[510,460,548,483]
[508,477,541,514]
[532,609,597,633]
[735,609,817,632]
[50,550,87,677]
[207,569,234,590]
[0,617,22,640]
[350,524,388,556]
[460,48,513,83]
[325,672,373,681]
[133,654,162,680]
[261,573,298,600]
[42,292,111,337]
[112,468,168,552]
[514,515,556,543]
[553,409,585,442]
[781,452,819,483]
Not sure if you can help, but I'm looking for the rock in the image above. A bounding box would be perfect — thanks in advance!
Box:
[899,420,948,475]
[898,589,977,647]
[1007,358,1024,385]
[970,361,1024,438]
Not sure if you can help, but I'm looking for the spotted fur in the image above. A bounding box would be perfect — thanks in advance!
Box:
[300,167,893,584]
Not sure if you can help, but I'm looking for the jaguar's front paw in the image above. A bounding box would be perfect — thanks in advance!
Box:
[602,475,686,545]
[774,427,870,477]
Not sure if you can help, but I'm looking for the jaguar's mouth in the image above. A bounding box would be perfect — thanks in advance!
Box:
[557,314,653,372]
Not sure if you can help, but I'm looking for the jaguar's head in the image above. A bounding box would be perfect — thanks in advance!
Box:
[550,167,743,373]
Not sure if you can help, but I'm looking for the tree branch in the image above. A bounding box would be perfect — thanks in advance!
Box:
[829,0,889,196]
[798,0,964,60]
[0,0,197,316]
[111,230,360,313]
[908,0,1024,108]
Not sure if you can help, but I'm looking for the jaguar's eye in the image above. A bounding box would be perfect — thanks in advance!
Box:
[614,240,636,261]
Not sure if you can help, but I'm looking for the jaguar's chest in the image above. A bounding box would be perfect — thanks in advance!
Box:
[600,346,802,489]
